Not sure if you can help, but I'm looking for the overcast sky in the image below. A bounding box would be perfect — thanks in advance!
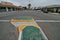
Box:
[0,0,60,7]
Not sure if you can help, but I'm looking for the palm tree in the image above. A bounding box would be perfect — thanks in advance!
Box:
[28,4,31,9]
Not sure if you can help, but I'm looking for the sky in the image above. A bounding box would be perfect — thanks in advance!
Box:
[0,0,60,7]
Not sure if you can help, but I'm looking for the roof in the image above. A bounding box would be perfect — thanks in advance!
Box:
[0,3,22,8]
[43,5,60,8]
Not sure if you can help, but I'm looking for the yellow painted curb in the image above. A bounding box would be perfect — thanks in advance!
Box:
[10,19,35,22]
[18,24,40,32]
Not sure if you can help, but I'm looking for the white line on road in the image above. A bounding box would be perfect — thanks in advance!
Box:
[0,20,10,22]
[40,28,48,40]
[11,22,37,27]
[18,31,22,40]
[0,20,60,22]
[36,20,60,22]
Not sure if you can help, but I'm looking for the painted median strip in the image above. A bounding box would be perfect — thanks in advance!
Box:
[17,24,48,40]
[10,17,48,40]
[21,26,44,40]
[0,20,10,22]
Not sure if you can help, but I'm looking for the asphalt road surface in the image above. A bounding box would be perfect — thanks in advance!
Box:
[0,22,18,40]
[0,10,60,20]
[37,22,60,40]
[0,10,60,40]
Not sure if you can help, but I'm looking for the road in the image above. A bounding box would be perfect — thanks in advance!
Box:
[0,22,18,40]
[0,10,60,20]
[0,10,60,40]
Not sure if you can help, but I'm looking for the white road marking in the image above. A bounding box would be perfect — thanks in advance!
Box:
[0,20,10,22]
[0,20,60,22]
[36,20,60,22]
[11,22,37,27]
[18,31,22,40]
[40,28,48,40]
[50,13,59,14]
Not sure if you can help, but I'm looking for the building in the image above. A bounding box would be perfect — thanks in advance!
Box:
[0,1,22,12]
[42,5,60,13]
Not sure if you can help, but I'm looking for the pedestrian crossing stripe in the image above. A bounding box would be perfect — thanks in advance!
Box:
[18,24,40,32]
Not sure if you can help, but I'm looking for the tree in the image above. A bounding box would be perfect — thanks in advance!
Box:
[28,4,31,9]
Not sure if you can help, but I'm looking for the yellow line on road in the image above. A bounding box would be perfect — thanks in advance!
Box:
[18,24,40,32]
[10,19,35,22]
